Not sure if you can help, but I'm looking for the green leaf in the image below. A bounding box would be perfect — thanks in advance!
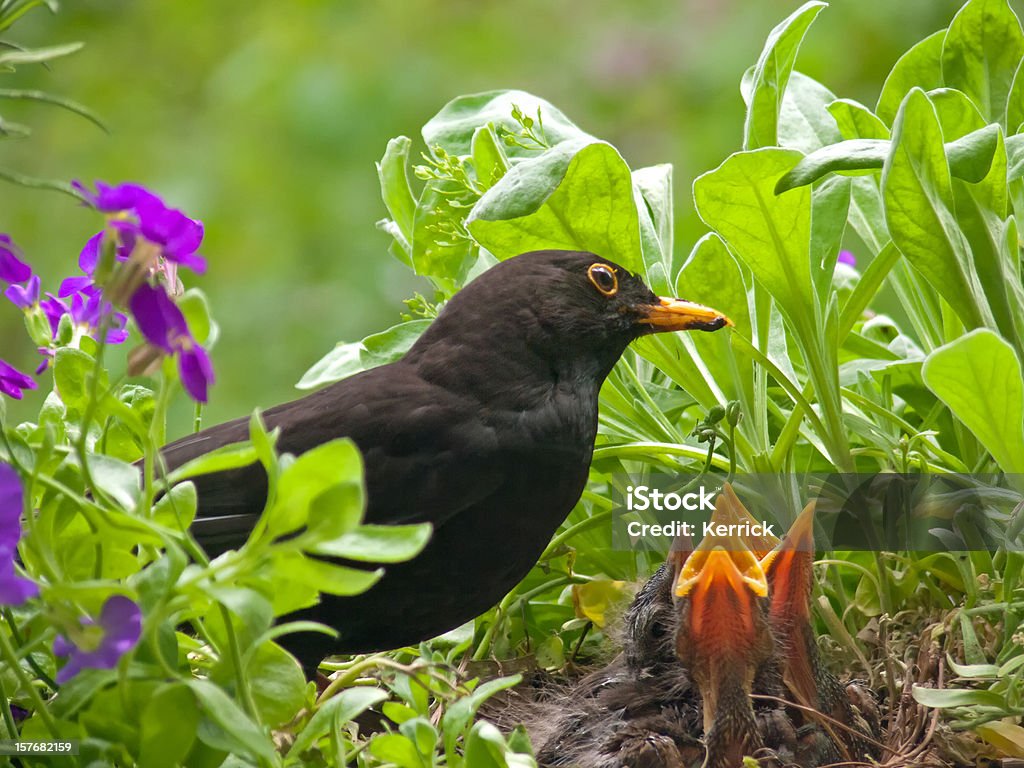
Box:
[694,148,813,335]
[139,683,199,768]
[164,442,258,486]
[288,687,388,758]
[911,685,1008,708]
[422,90,587,158]
[369,733,425,768]
[882,88,987,330]
[297,319,430,389]
[53,347,105,418]
[178,288,218,346]
[88,453,141,510]
[0,41,83,67]
[311,523,432,562]
[922,329,1024,472]
[441,675,521,756]
[775,123,1000,193]
[877,29,946,125]
[245,641,306,727]
[464,721,515,768]
[265,439,363,536]
[468,140,643,273]
[977,721,1024,758]
[471,123,510,189]
[377,136,417,262]
[827,98,890,140]
[929,87,987,140]
[269,551,383,596]
[0,88,106,132]
[941,0,1024,126]
[778,71,842,152]
[775,139,889,194]
[743,1,826,149]
[187,679,276,763]
[633,163,674,272]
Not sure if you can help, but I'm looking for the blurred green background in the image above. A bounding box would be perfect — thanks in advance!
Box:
[0,0,977,435]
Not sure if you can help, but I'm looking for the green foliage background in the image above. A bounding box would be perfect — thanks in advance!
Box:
[0,0,976,432]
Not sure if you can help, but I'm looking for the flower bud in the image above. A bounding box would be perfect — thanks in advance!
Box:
[56,313,74,346]
[726,400,742,427]
[707,404,726,424]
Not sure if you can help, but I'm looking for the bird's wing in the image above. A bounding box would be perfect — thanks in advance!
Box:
[162,363,507,551]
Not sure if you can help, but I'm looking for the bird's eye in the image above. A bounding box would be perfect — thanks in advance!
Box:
[587,264,618,296]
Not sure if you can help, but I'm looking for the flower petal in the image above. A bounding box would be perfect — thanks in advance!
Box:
[0,236,32,285]
[128,283,187,353]
[177,343,214,403]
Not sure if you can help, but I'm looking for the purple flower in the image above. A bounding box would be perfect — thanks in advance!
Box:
[73,180,205,275]
[0,235,31,285]
[72,181,158,214]
[53,595,142,683]
[0,359,36,401]
[0,463,38,606]
[41,285,128,346]
[838,250,856,268]
[129,282,214,402]
[5,274,40,310]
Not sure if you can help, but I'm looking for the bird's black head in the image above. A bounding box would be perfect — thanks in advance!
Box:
[407,250,731,392]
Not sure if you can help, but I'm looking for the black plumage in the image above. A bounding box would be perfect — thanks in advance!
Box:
[158,250,730,671]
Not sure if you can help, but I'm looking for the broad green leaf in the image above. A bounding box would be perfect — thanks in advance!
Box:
[743,1,826,150]
[694,148,814,335]
[778,71,842,152]
[941,0,1024,126]
[377,136,416,262]
[297,319,430,389]
[245,641,306,727]
[468,140,643,273]
[266,439,363,536]
[877,30,946,124]
[464,721,515,768]
[310,522,432,562]
[139,683,199,768]
[882,88,987,330]
[369,733,423,768]
[928,87,986,140]
[633,163,674,282]
[661,233,752,406]
[288,687,388,758]
[302,481,364,545]
[422,90,588,158]
[922,329,1024,472]
[187,679,276,763]
[1008,58,1024,130]
[54,347,106,419]
[827,98,890,140]
[88,454,141,511]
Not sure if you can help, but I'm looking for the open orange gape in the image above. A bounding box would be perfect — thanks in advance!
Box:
[669,484,879,768]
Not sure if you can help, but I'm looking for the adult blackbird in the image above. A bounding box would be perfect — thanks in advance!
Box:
[160,249,731,671]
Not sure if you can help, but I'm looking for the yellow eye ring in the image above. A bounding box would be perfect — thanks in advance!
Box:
[587,263,618,296]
